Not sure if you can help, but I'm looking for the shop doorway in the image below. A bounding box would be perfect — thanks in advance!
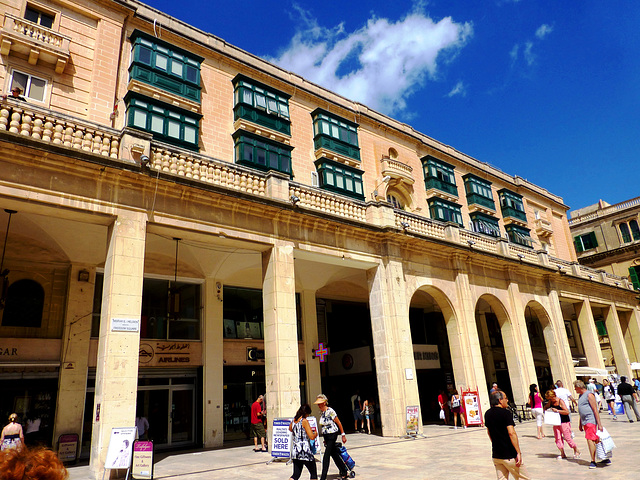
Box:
[317,299,379,433]
[136,379,196,447]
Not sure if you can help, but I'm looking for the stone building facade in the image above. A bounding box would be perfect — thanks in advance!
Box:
[0,0,638,478]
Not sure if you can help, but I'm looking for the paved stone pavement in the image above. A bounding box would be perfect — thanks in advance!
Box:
[68,414,639,479]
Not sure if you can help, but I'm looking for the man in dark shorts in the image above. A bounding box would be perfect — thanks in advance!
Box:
[250,395,267,452]
[484,390,530,479]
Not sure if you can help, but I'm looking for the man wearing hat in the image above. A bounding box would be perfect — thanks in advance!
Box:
[2,87,26,101]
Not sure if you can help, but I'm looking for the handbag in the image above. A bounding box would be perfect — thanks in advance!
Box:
[596,427,615,452]
[543,410,561,425]
[309,438,318,454]
[439,409,445,420]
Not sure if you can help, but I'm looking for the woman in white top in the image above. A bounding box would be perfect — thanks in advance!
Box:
[314,394,348,480]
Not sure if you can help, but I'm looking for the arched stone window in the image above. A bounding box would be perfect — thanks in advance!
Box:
[388,147,398,159]
[2,279,45,327]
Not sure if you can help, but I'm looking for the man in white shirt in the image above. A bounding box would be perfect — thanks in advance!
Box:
[555,380,577,411]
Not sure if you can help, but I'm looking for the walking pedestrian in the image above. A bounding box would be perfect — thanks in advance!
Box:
[528,384,544,439]
[362,399,371,434]
[350,390,363,432]
[617,376,640,422]
[438,389,449,425]
[1,413,24,451]
[450,389,465,429]
[574,380,608,469]
[543,389,580,460]
[250,395,267,452]
[602,379,617,420]
[288,403,318,480]
[554,380,577,412]
[484,390,531,479]
[314,394,348,480]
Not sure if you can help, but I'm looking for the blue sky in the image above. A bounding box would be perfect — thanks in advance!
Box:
[146,0,640,213]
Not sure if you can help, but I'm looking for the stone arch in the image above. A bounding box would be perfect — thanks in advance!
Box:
[525,300,563,391]
[408,284,464,422]
[475,294,523,401]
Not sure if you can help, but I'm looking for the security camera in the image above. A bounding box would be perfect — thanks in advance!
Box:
[140,154,150,167]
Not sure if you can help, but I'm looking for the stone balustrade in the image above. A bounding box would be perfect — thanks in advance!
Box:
[289,184,368,222]
[395,211,446,239]
[0,101,632,291]
[3,14,71,50]
[459,229,499,254]
[150,145,266,196]
[0,101,119,157]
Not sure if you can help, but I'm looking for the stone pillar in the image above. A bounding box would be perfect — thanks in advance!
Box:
[450,254,491,411]
[262,242,300,427]
[620,308,640,363]
[504,273,537,404]
[574,299,605,369]
[90,212,146,479]
[545,285,576,387]
[367,257,420,436]
[604,305,632,380]
[53,264,96,453]
[203,278,224,447]
[300,290,322,404]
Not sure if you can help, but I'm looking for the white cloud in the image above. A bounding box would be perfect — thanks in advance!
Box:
[510,44,519,61]
[447,81,467,97]
[524,41,535,66]
[535,24,553,39]
[269,7,473,116]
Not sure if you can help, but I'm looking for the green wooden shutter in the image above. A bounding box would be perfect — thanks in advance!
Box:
[574,236,584,253]
[588,231,598,248]
[629,266,640,291]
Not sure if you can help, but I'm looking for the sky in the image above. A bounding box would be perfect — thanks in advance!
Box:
[145,0,640,213]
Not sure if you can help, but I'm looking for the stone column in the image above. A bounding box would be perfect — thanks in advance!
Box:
[90,211,146,479]
[451,254,491,410]
[504,272,537,404]
[604,305,632,380]
[574,299,605,369]
[367,257,420,436]
[619,308,640,363]
[53,265,96,453]
[203,278,224,447]
[545,284,576,388]
[262,242,300,427]
[300,290,322,404]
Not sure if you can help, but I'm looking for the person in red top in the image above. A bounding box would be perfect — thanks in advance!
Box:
[438,390,449,425]
[251,395,267,452]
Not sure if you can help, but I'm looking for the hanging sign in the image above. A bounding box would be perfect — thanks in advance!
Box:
[270,418,293,459]
[313,343,329,362]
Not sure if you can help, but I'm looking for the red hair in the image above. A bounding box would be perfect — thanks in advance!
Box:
[0,447,68,480]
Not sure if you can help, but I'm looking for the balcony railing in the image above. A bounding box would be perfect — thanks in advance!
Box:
[0,100,119,157]
[0,14,71,73]
[0,101,632,293]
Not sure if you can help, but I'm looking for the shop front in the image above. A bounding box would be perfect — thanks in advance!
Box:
[0,338,61,447]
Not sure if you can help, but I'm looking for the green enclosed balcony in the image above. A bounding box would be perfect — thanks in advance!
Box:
[234,104,291,136]
[467,192,495,210]
[501,205,527,222]
[425,177,458,197]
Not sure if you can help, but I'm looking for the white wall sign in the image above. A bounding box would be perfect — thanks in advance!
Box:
[111,318,140,332]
